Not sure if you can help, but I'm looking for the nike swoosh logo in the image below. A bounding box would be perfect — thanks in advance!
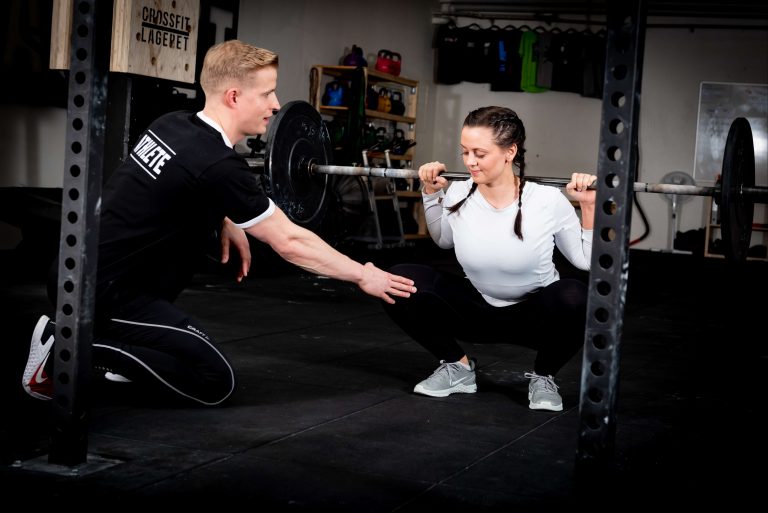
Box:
[449,376,469,386]
[33,335,54,383]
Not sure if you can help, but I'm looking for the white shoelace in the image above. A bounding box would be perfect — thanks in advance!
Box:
[429,360,467,382]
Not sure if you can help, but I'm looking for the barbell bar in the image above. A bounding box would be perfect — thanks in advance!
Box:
[306,164,768,199]
[248,159,766,199]
[254,101,766,262]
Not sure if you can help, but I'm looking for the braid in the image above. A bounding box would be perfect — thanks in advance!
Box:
[447,182,478,213]
[514,147,526,240]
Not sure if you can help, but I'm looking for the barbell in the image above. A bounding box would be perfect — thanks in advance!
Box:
[251,100,766,262]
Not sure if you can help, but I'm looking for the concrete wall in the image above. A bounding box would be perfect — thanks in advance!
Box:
[2,1,766,251]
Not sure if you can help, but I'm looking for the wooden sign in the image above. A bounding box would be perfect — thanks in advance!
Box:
[50,1,200,83]
[49,0,73,70]
[110,0,200,83]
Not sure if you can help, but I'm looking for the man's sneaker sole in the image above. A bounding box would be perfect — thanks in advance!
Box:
[414,382,477,398]
[22,315,55,401]
[105,372,132,383]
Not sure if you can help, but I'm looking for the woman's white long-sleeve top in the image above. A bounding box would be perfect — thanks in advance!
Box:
[423,179,593,306]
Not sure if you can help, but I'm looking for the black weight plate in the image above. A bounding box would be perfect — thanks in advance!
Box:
[720,117,755,263]
[263,100,331,231]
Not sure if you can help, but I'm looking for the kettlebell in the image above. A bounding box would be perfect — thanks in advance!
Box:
[390,128,405,151]
[368,127,390,152]
[377,88,392,113]
[325,119,346,145]
[343,44,367,67]
[361,123,379,148]
[375,49,402,76]
[390,91,405,116]
[322,81,346,107]
[366,85,378,110]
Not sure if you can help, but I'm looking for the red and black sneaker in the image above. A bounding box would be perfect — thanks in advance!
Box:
[22,315,56,400]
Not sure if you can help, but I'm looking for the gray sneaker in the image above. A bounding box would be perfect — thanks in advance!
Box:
[414,359,477,397]
[524,372,563,411]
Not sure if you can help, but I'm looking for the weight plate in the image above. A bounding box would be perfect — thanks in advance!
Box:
[263,100,331,231]
[720,117,755,263]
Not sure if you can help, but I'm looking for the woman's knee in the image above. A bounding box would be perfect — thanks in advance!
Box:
[551,279,588,312]
[388,263,435,282]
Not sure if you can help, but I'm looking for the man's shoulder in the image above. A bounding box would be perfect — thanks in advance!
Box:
[144,111,231,165]
[149,110,207,134]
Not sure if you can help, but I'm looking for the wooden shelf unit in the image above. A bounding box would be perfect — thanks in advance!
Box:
[310,64,426,247]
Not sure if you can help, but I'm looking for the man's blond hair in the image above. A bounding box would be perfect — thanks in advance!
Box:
[199,40,278,94]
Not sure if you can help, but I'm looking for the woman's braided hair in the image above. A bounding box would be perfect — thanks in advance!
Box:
[447,106,527,240]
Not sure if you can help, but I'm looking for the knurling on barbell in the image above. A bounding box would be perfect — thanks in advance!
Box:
[257,101,765,262]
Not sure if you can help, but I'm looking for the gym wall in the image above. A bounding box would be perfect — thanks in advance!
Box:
[1,0,766,252]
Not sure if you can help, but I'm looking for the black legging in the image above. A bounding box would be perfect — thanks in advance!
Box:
[47,264,235,406]
[92,295,236,406]
[382,264,587,376]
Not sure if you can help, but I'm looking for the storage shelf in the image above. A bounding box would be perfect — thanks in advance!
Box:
[365,109,416,124]
[315,65,418,88]
[317,105,416,124]
[310,64,423,248]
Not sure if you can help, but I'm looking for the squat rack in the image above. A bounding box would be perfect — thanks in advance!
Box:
[50,0,655,484]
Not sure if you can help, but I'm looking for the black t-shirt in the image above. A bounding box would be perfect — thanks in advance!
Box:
[97,111,271,303]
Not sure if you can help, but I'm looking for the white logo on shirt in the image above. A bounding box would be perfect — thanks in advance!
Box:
[130,129,176,179]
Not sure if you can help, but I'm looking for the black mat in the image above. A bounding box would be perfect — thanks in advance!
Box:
[1,244,765,509]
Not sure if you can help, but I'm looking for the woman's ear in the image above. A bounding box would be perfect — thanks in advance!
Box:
[507,144,517,162]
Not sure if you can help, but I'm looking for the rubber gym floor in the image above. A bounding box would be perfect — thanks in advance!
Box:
[1,239,765,509]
